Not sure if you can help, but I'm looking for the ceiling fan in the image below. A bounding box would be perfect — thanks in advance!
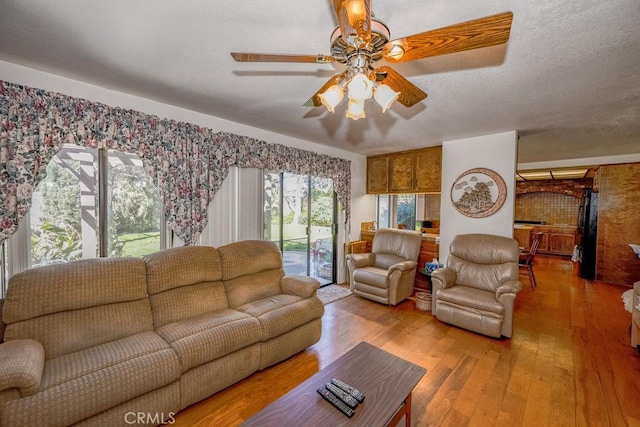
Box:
[231,0,513,119]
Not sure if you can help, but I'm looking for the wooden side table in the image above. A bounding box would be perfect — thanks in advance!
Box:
[417,268,432,293]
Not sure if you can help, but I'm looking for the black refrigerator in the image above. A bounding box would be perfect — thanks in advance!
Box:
[578,190,598,279]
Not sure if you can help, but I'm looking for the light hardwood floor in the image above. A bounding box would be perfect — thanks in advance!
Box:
[173,255,640,426]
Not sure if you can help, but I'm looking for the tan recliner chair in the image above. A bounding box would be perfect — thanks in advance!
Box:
[431,233,523,338]
[346,228,422,305]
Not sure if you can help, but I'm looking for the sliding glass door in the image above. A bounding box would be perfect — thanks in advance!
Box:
[264,172,336,286]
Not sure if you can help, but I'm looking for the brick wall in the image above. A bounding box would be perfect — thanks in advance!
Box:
[514,178,592,225]
[515,192,580,226]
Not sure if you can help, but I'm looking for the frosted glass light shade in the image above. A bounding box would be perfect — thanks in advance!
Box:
[318,85,344,113]
[347,73,373,102]
[374,84,400,112]
[387,44,405,60]
[346,99,366,120]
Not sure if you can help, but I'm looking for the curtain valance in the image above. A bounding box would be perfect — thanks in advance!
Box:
[0,80,350,245]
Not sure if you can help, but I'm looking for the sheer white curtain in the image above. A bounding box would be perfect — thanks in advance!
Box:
[198,167,263,248]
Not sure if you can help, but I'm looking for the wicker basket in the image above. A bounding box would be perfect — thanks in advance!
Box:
[415,292,432,311]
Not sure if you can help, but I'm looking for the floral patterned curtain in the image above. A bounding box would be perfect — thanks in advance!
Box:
[0,80,351,245]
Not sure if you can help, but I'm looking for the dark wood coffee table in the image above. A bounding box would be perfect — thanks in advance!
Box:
[242,341,426,426]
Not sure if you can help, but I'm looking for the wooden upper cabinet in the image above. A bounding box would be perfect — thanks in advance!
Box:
[366,156,389,194]
[389,153,414,193]
[414,147,442,193]
[366,146,442,194]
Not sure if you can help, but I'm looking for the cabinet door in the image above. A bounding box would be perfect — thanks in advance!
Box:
[533,228,550,253]
[389,153,414,193]
[414,147,442,192]
[513,228,531,250]
[366,156,389,194]
[549,233,576,255]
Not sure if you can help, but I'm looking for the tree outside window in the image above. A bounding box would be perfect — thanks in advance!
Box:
[397,194,417,229]
[29,144,163,267]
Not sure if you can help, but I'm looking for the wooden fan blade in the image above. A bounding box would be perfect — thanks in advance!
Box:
[375,66,427,108]
[332,0,371,47]
[382,11,513,63]
[303,72,349,108]
[231,52,336,64]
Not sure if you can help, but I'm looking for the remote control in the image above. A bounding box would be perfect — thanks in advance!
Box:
[325,382,359,408]
[331,378,365,402]
[317,386,355,418]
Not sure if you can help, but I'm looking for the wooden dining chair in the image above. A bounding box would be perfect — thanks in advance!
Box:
[519,232,543,289]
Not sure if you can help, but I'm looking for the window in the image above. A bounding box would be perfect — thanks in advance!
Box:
[375,194,417,229]
[24,144,165,268]
[264,172,337,285]
[106,149,163,258]
[396,194,417,229]
[377,195,390,229]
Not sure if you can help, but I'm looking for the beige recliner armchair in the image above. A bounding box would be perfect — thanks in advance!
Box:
[431,233,523,338]
[346,228,422,305]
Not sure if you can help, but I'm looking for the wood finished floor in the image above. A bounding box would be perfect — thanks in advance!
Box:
[172,255,640,426]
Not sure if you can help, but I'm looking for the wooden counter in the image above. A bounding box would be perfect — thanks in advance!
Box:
[513,224,578,256]
[513,225,534,250]
[359,230,439,293]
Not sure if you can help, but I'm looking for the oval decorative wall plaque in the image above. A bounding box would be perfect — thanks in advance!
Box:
[450,168,507,218]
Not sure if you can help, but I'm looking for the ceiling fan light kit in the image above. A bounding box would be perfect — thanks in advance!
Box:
[231,0,513,121]
[374,84,400,112]
[318,85,344,113]
[346,99,366,120]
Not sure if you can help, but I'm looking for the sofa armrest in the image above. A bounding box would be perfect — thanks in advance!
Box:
[0,339,45,396]
[346,253,375,268]
[430,267,457,315]
[388,260,418,273]
[281,275,321,299]
[430,267,456,290]
[496,279,523,299]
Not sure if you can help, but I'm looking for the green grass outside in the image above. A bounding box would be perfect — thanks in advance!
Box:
[119,232,161,258]
[268,223,332,251]
[119,222,331,257]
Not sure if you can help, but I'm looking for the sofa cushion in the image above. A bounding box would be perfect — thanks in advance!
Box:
[3,258,154,359]
[149,282,229,329]
[1,331,180,427]
[237,295,325,341]
[374,254,407,270]
[436,286,505,315]
[218,240,283,281]
[4,300,155,361]
[145,246,222,295]
[222,270,285,309]
[4,258,147,323]
[353,266,389,289]
[448,234,520,293]
[145,246,229,329]
[156,309,262,373]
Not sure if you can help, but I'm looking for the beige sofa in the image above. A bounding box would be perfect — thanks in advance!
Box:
[0,240,324,426]
[346,228,422,306]
[431,233,522,338]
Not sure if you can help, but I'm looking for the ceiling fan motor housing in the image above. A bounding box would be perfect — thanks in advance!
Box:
[330,18,390,64]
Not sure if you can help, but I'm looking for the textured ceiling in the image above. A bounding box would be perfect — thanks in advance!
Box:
[0,0,639,164]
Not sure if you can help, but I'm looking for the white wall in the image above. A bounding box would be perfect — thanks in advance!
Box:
[439,131,518,263]
[0,60,374,283]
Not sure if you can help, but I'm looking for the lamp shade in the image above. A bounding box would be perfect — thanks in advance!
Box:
[374,84,400,112]
[318,85,345,113]
[346,99,366,120]
[347,73,373,102]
